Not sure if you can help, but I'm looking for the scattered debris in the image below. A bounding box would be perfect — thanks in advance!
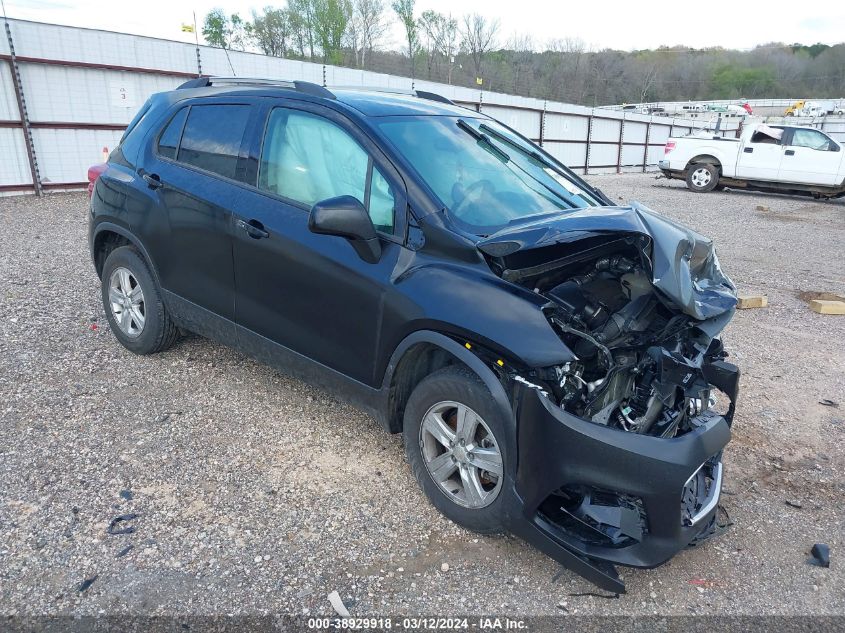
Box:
[737,294,768,309]
[77,575,98,593]
[809,300,845,315]
[688,578,723,588]
[107,513,139,536]
[328,590,351,617]
[89,323,99,331]
[440,563,449,573]
[819,399,839,408]
[810,544,830,568]
[755,205,771,212]
[785,499,803,509]
[116,545,134,558]
[119,489,133,501]
[568,591,619,599]
[556,601,569,612]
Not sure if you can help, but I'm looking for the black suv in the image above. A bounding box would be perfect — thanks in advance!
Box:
[89,77,740,593]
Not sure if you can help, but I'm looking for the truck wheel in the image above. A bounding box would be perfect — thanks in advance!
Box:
[686,164,719,193]
[403,367,511,534]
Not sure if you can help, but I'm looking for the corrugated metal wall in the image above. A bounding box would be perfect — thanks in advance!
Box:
[1,18,749,194]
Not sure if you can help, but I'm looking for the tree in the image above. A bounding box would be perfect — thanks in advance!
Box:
[347,0,389,68]
[202,9,248,50]
[228,13,248,51]
[711,65,776,98]
[288,0,318,60]
[438,14,459,84]
[251,7,291,57]
[460,13,499,83]
[202,9,230,48]
[418,10,443,79]
[392,0,418,79]
[508,34,535,95]
[313,0,352,64]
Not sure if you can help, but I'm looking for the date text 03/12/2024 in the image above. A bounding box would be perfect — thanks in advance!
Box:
[306,616,529,630]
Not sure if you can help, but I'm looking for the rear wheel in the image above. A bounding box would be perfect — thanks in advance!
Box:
[686,163,720,193]
[403,367,511,534]
[101,246,179,355]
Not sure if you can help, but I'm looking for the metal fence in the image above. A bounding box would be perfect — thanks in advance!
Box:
[1,18,752,195]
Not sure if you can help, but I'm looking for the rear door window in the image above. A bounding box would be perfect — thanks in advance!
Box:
[177,105,251,179]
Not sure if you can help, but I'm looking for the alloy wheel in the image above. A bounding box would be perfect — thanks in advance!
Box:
[108,266,146,338]
[419,400,503,509]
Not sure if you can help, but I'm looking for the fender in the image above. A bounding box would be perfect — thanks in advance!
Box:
[379,330,515,432]
[383,262,577,377]
[90,220,162,286]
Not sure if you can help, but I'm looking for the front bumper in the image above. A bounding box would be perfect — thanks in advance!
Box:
[504,370,737,593]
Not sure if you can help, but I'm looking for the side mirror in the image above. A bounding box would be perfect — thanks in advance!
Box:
[308,195,381,263]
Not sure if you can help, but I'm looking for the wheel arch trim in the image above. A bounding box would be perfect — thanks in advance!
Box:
[379,330,514,434]
[686,154,722,170]
[91,221,161,285]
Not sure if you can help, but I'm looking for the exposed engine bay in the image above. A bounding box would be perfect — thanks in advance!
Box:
[474,203,739,589]
[539,241,725,437]
[479,205,739,438]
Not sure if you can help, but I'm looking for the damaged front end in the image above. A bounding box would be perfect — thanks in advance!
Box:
[478,203,740,593]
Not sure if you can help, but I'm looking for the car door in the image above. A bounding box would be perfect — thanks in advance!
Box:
[778,128,843,186]
[231,100,407,386]
[735,130,784,181]
[135,100,254,328]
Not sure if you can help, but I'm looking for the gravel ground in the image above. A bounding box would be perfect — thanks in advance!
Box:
[1,173,843,618]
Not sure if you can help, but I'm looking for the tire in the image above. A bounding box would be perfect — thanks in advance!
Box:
[100,245,179,355]
[686,163,720,193]
[403,366,512,534]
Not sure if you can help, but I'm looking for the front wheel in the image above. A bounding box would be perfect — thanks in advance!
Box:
[686,164,720,193]
[403,367,512,534]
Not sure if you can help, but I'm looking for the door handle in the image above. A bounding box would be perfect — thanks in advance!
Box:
[236,218,269,239]
[743,147,753,153]
[142,172,163,189]
[784,149,795,156]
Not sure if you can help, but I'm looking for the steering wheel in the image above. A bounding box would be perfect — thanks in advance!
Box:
[451,179,496,220]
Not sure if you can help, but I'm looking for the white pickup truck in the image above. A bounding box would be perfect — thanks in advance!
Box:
[659,123,845,199]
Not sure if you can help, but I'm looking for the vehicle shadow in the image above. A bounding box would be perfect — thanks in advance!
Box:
[654,179,845,206]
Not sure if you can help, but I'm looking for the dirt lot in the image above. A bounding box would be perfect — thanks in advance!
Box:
[1,173,843,618]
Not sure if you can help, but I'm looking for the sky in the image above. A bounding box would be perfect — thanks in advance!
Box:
[4,0,845,52]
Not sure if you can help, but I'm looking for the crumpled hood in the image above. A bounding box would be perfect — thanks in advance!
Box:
[476,202,737,321]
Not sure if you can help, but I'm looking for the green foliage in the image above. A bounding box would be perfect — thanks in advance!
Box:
[392,0,418,75]
[202,8,229,48]
[313,0,353,64]
[198,4,845,105]
[251,7,291,57]
[791,43,830,58]
[711,65,776,98]
[202,8,248,50]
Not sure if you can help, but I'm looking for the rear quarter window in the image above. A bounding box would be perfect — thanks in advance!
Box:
[176,104,251,180]
[157,108,188,159]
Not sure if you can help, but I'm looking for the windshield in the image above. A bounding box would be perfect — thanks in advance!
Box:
[376,116,601,234]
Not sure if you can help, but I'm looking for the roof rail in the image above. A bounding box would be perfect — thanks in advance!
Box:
[331,86,455,106]
[177,76,335,99]
[413,90,455,105]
